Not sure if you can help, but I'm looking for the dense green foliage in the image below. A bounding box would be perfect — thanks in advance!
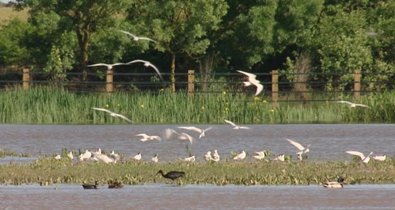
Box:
[1,156,395,185]
[0,0,394,92]
[0,86,394,124]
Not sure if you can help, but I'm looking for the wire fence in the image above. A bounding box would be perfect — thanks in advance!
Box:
[1,68,394,104]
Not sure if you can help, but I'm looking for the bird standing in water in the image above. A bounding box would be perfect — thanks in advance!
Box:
[82,181,98,189]
[323,176,344,189]
[156,170,185,181]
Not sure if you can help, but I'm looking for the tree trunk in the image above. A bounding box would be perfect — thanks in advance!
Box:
[293,52,311,104]
[76,27,90,81]
[198,53,215,92]
[171,53,176,92]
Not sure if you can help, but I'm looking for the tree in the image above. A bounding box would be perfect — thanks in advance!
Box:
[17,0,128,80]
[125,0,228,91]
[314,5,373,91]
[0,18,30,67]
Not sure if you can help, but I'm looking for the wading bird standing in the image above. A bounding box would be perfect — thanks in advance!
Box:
[237,70,264,96]
[178,126,212,139]
[346,151,373,163]
[336,100,369,108]
[126,59,163,80]
[119,30,157,43]
[156,170,185,181]
[286,138,310,161]
[92,107,132,123]
[136,133,162,142]
[224,120,250,130]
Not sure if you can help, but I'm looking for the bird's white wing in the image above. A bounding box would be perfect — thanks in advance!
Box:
[138,36,157,43]
[345,151,365,159]
[146,63,163,80]
[336,101,353,105]
[92,107,113,114]
[180,132,193,144]
[125,59,145,65]
[178,126,202,133]
[237,70,257,79]
[255,83,264,96]
[87,63,110,68]
[355,103,369,108]
[224,120,237,127]
[119,30,137,38]
[112,113,132,123]
[286,138,306,151]
[136,133,149,138]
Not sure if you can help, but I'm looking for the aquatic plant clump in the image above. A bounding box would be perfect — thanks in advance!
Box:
[0,156,395,186]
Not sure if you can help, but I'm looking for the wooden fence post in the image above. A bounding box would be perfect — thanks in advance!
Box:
[271,70,279,108]
[106,69,114,93]
[354,69,361,99]
[188,70,195,96]
[22,68,30,90]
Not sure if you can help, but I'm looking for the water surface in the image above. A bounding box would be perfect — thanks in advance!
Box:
[1,124,394,162]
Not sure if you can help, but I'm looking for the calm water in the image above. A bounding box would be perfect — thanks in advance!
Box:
[1,124,394,161]
[1,184,395,210]
[1,124,395,209]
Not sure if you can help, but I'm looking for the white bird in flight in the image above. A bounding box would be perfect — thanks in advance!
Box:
[165,129,194,144]
[336,100,369,108]
[178,126,212,139]
[87,62,128,70]
[119,30,157,43]
[92,107,132,123]
[126,59,163,80]
[233,150,246,160]
[346,151,373,163]
[237,70,264,96]
[286,138,310,161]
[224,120,250,130]
[135,133,162,142]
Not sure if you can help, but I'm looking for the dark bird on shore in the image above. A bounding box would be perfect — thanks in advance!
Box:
[82,181,98,189]
[108,180,123,189]
[323,176,344,189]
[156,170,185,181]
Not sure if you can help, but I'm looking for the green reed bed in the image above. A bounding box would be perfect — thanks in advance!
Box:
[1,86,395,124]
[0,156,395,186]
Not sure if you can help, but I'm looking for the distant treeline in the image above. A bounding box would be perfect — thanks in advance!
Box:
[0,0,394,92]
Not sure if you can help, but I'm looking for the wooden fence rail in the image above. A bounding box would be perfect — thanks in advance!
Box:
[9,68,367,107]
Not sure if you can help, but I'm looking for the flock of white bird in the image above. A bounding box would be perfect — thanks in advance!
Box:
[53,117,385,166]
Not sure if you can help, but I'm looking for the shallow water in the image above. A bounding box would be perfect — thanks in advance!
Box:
[1,124,395,209]
[1,124,394,162]
[1,184,394,210]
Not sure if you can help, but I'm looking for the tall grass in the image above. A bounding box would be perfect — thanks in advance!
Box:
[0,86,394,124]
